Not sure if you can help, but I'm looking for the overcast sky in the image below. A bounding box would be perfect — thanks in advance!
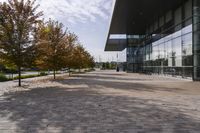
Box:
[0,0,126,62]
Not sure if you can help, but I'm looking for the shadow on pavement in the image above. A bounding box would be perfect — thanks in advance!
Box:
[0,84,200,132]
[62,74,183,93]
[73,74,152,81]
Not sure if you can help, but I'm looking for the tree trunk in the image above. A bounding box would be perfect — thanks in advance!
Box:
[12,72,14,80]
[69,68,71,77]
[53,69,56,79]
[18,66,21,87]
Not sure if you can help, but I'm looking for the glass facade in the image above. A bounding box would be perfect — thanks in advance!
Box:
[142,25,193,78]
[105,0,200,80]
[126,0,196,79]
[127,35,144,73]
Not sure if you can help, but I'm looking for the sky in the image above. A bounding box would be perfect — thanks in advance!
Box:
[0,0,126,62]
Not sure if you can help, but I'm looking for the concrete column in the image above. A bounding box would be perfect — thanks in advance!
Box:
[193,0,200,81]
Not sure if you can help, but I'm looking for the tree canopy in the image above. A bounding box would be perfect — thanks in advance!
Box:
[0,0,95,85]
[0,0,43,86]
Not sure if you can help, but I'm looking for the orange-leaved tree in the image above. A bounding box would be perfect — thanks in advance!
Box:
[70,44,95,72]
[63,32,78,76]
[36,19,66,79]
[0,0,43,86]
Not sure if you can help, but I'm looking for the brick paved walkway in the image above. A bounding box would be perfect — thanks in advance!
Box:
[0,70,200,133]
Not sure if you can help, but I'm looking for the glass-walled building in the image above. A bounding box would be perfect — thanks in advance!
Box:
[105,0,200,81]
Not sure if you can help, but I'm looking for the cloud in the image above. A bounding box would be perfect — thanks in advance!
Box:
[0,0,119,62]
[0,0,112,24]
[35,0,112,24]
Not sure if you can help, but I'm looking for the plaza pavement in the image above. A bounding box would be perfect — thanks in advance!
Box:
[0,70,200,133]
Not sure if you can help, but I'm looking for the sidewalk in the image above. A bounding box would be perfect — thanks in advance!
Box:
[0,70,200,133]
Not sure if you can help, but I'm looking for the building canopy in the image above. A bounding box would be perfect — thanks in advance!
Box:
[105,0,185,51]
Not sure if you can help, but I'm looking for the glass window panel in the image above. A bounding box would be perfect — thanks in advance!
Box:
[159,38,165,44]
[184,0,192,20]
[174,7,182,31]
[168,58,173,67]
[182,24,192,34]
[182,55,193,66]
[182,33,192,56]
[172,37,182,66]
[143,47,146,61]
[173,30,182,38]
[173,37,182,57]
[182,67,193,78]
[152,41,158,47]
[159,43,165,59]
[165,40,172,66]
[153,45,158,60]
[150,44,153,60]
[145,44,150,61]
[166,11,172,23]
[175,56,182,67]
[164,34,172,42]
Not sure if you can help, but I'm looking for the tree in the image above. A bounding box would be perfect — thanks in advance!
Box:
[102,63,106,69]
[87,54,95,68]
[0,0,43,86]
[71,45,86,71]
[106,62,110,69]
[69,44,95,72]
[36,19,66,79]
[62,32,78,76]
[82,50,95,69]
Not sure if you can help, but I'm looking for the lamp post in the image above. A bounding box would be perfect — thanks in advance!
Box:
[116,53,119,72]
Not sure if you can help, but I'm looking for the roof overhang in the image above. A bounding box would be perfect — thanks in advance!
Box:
[105,38,127,51]
[105,0,186,51]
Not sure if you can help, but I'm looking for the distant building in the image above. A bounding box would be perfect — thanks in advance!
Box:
[105,0,200,81]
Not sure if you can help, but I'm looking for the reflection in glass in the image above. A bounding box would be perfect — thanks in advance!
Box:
[141,24,192,78]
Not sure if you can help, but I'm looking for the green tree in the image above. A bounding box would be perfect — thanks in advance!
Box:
[0,0,43,86]
[106,62,110,69]
[102,63,106,69]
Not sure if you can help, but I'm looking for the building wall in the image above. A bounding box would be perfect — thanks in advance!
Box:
[127,0,196,79]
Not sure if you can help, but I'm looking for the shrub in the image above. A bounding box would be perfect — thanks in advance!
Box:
[0,73,9,82]
[14,74,39,80]
[40,72,48,76]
